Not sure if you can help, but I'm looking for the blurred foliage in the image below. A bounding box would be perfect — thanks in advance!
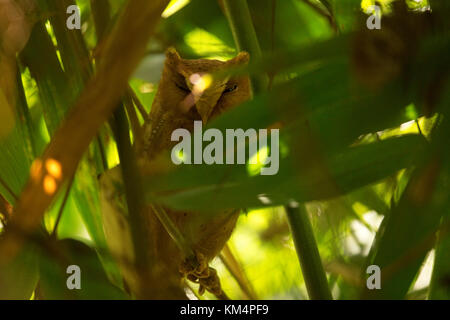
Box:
[0,0,449,300]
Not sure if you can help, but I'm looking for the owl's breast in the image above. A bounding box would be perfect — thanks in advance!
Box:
[167,208,240,261]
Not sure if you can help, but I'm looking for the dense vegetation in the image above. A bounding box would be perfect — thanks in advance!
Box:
[0,0,449,300]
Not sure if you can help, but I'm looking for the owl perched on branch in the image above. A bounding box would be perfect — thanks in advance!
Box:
[100,48,250,299]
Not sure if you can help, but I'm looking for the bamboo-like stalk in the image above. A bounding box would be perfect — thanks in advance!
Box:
[222,0,267,94]
[51,174,76,238]
[91,0,193,257]
[90,0,155,297]
[111,106,153,284]
[91,0,201,298]
[301,0,338,33]
[222,0,332,300]
[285,205,332,299]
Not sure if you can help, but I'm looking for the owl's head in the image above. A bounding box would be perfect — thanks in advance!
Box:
[157,47,251,123]
[141,48,251,160]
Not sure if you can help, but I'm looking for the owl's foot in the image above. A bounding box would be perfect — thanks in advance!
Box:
[179,251,226,298]
[179,251,209,279]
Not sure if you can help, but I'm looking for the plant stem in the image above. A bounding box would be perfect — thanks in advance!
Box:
[128,86,149,121]
[51,174,76,238]
[285,205,332,300]
[222,0,268,94]
[220,243,257,299]
[301,0,338,33]
[92,0,194,272]
[111,106,152,275]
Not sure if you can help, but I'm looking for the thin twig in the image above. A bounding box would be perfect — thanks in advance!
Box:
[219,243,257,299]
[51,173,75,238]
[223,0,268,94]
[128,86,148,121]
[300,0,338,33]
[123,92,144,149]
[96,135,109,172]
[150,203,195,259]
[111,104,153,295]
[415,119,424,137]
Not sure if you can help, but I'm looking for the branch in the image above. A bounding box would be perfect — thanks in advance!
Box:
[222,0,268,94]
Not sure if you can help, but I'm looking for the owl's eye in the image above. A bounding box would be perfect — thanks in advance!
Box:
[223,84,238,93]
[175,82,190,93]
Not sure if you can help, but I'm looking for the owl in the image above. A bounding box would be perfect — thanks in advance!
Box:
[141,47,250,158]
[100,48,250,299]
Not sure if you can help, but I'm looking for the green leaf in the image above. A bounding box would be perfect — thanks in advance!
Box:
[145,134,427,211]
[21,8,110,253]
[363,87,450,299]
[0,125,32,204]
[38,239,129,300]
[20,21,69,135]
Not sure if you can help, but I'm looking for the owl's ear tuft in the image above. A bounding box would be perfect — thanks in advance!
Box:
[230,51,250,65]
[166,47,181,65]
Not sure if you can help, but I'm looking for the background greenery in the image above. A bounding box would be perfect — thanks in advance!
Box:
[0,0,449,300]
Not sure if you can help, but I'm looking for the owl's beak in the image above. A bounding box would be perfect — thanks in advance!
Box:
[195,96,221,124]
[186,74,228,123]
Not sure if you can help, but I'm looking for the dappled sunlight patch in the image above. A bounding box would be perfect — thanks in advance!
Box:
[43,175,57,195]
[190,73,213,95]
[216,209,306,299]
[343,211,383,256]
[45,158,62,180]
[184,28,235,60]
[162,0,190,18]
[247,146,269,176]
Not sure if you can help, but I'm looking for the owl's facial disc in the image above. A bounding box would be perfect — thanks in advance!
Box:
[164,48,249,122]
[173,71,231,123]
